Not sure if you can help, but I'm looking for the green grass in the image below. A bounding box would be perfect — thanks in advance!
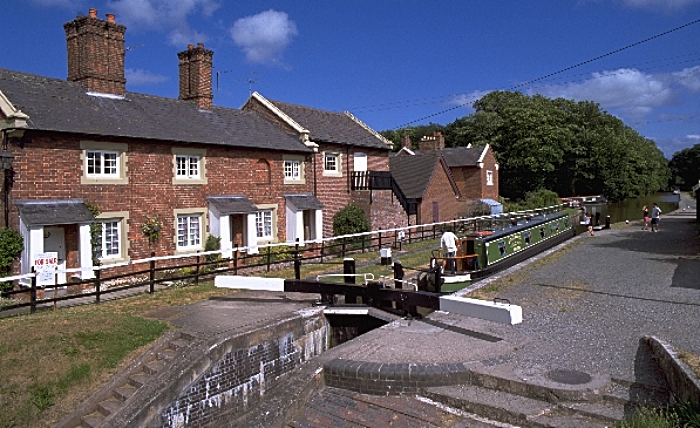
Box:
[616,403,700,428]
[0,281,229,428]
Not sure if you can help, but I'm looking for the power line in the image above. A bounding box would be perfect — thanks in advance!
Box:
[393,18,700,129]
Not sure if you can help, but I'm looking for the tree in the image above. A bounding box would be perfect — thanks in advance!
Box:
[0,228,23,291]
[437,91,670,201]
[669,144,700,190]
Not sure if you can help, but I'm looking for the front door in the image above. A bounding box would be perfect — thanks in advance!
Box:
[43,227,67,284]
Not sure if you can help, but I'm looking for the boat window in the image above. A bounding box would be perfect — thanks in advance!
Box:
[524,231,531,245]
[539,227,546,238]
[498,241,506,256]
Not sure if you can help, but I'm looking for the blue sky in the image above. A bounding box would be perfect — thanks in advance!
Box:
[2,1,699,159]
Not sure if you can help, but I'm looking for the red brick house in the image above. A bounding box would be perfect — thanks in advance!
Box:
[0,9,326,283]
[393,131,501,219]
[242,93,408,235]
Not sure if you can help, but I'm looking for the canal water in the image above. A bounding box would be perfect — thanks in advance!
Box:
[577,192,680,230]
[607,192,681,224]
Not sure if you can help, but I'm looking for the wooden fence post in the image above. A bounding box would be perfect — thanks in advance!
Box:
[233,244,238,275]
[195,252,200,287]
[378,230,382,252]
[94,268,101,304]
[30,266,37,314]
[149,252,156,294]
[266,246,272,272]
[294,242,301,280]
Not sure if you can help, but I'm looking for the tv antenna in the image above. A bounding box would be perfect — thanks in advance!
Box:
[245,72,263,96]
[215,69,234,92]
[125,44,144,52]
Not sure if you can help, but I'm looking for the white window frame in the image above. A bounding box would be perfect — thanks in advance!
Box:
[283,155,306,184]
[254,204,278,244]
[176,155,200,179]
[256,210,273,239]
[81,141,128,185]
[86,150,119,177]
[94,211,130,264]
[323,151,342,177]
[172,148,207,185]
[486,170,494,186]
[174,208,206,253]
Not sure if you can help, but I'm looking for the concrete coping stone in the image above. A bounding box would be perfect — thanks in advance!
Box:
[645,335,700,407]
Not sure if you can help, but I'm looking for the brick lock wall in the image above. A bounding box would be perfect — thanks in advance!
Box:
[157,312,328,427]
[7,132,314,273]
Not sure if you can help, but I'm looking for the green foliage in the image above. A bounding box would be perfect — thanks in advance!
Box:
[670,144,700,191]
[333,204,370,237]
[0,227,23,290]
[615,402,700,428]
[85,202,102,265]
[204,234,221,264]
[381,123,445,151]
[437,91,670,201]
[504,189,561,211]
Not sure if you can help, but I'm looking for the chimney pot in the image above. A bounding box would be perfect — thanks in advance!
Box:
[188,43,194,50]
[89,8,97,18]
[106,13,115,23]
[197,42,204,48]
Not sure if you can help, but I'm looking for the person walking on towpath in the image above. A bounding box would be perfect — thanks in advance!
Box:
[651,202,662,232]
[440,227,458,275]
[642,205,649,230]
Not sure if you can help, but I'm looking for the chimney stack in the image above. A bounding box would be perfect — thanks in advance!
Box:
[418,131,445,151]
[178,43,214,110]
[401,134,412,150]
[64,8,126,95]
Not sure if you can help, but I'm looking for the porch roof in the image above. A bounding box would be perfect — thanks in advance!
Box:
[284,194,323,210]
[15,199,94,226]
[206,195,258,215]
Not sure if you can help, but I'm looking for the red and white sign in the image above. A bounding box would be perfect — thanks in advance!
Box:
[34,252,58,287]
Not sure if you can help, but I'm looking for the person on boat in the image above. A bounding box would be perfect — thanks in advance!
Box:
[440,227,458,275]
[642,205,649,230]
[651,203,662,232]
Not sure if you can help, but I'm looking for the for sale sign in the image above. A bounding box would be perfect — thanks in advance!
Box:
[34,252,58,287]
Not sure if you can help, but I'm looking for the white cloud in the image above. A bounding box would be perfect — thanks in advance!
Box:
[674,66,700,92]
[230,10,298,65]
[621,0,700,10]
[652,134,700,158]
[449,90,492,111]
[534,68,676,120]
[107,0,219,46]
[125,68,168,85]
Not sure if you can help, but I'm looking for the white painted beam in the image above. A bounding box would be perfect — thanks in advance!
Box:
[215,275,285,292]
[439,295,522,325]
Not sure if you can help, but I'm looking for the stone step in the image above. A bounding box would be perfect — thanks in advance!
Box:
[80,412,104,428]
[128,371,150,388]
[97,398,123,417]
[168,338,192,350]
[113,383,138,401]
[423,384,616,428]
[144,360,166,375]
[604,378,671,408]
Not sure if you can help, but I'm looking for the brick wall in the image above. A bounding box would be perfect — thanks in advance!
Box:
[7,131,314,269]
[156,312,328,427]
[177,43,214,110]
[418,162,461,224]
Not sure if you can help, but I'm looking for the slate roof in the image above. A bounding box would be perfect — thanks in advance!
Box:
[267,99,392,150]
[0,69,310,153]
[389,151,448,199]
[206,195,258,215]
[284,193,323,210]
[15,199,94,226]
[439,146,487,167]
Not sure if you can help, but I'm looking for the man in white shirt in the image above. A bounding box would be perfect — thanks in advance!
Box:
[440,228,458,275]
